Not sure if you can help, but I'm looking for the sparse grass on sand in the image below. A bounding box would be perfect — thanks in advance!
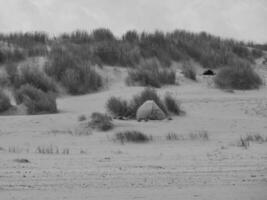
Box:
[36,145,70,155]
[166,131,209,141]
[239,134,267,149]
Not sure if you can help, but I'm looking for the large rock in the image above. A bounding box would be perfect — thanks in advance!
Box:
[136,100,166,121]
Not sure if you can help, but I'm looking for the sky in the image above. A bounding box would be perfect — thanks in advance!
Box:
[0,0,266,43]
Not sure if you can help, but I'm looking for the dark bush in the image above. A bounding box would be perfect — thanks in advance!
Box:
[15,84,57,114]
[16,64,57,93]
[94,41,120,65]
[214,60,262,90]
[127,58,176,87]
[164,94,182,115]
[106,97,130,118]
[117,43,141,67]
[115,131,151,143]
[0,90,11,112]
[4,62,19,85]
[92,28,115,41]
[122,30,139,43]
[45,46,102,95]
[60,64,102,95]
[0,48,26,63]
[89,112,113,131]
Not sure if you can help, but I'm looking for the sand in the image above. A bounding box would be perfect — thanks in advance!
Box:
[0,66,267,200]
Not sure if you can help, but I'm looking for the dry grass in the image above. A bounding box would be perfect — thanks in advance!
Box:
[36,145,70,155]
[239,134,267,149]
[126,58,176,88]
[182,61,197,81]
[8,146,25,153]
[89,112,114,131]
[164,94,182,115]
[166,131,209,141]
[114,131,152,144]
[15,84,58,114]
[13,158,30,163]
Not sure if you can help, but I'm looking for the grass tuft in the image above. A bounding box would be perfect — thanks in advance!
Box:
[114,131,152,143]
[89,112,113,131]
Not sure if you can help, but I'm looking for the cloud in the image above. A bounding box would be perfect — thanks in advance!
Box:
[0,0,266,43]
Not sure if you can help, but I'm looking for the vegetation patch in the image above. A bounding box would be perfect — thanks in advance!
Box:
[164,94,182,115]
[114,130,152,144]
[214,60,262,90]
[13,158,30,163]
[182,61,197,81]
[0,90,12,113]
[45,46,103,95]
[89,112,113,131]
[15,84,57,114]
[16,64,57,93]
[107,88,183,119]
[106,97,130,118]
[36,145,70,155]
[127,58,176,88]
[166,131,209,141]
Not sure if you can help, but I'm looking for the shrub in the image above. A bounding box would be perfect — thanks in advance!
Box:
[16,64,57,93]
[106,97,130,118]
[214,60,262,90]
[130,88,167,115]
[92,28,115,41]
[4,62,19,85]
[115,131,151,143]
[241,134,267,144]
[13,158,30,163]
[0,90,11,112]
[0,48,26,64]
[93,41,121,66]
[122,30,139,43]
[0,70,10,88]
[78,114,86,121]
[46,47,103,95]
[127,58,176,88]
[15,84,57,114]
[164,94,181,115]
[182,61,196,80]
[105,88,180,119]
[61,64,102,95]
[89,112,113,131]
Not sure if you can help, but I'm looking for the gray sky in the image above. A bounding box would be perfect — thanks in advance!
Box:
[0,0,266,43]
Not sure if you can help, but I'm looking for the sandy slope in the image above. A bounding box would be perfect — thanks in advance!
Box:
[0,67,267,200]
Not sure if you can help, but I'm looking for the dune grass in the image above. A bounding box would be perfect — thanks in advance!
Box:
[214,60,262,90]
[115,131,152,144]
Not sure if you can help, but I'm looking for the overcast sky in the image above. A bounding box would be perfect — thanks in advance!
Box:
[0,0,266,43]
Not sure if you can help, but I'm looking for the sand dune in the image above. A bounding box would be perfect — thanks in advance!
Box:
[0,66,267,200]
